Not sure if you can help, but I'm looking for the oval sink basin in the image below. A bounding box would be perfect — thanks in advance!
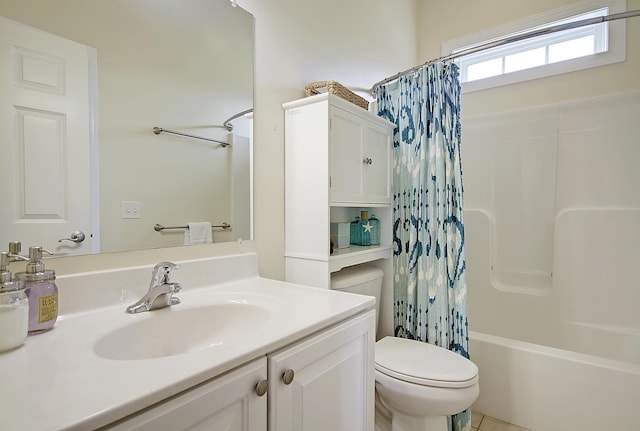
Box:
[94,303,270,360]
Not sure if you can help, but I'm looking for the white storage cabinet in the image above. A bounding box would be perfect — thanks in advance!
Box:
[284,93,394,289]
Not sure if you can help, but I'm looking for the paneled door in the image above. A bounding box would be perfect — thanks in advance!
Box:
[268,311,375,431]
[0,17,97,255]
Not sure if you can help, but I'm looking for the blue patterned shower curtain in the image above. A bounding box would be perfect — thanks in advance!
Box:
[375,63,471,431]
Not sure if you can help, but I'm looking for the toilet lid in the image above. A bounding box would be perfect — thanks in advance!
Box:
[375,336,478,389]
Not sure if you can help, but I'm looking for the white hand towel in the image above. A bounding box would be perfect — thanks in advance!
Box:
[184,222,213,245]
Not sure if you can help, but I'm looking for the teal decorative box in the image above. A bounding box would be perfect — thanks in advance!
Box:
[330,222,350,249]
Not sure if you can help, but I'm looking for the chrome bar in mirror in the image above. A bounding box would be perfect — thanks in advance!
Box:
[152,127,229,147]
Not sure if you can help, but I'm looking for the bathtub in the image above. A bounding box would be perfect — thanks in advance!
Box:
[463,207,640,430]
[460,204,640,430]
[469,331,640,431]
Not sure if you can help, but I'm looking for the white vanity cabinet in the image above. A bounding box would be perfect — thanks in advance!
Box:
[0,253,378,431]
[269,310,375,431]
[101,310,375,431]
[101,358,268,431]
[284,93,395,289]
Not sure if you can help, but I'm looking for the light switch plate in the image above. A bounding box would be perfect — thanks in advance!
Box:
[122,201,141,219]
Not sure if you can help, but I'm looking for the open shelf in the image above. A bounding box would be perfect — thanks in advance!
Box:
[329,244,392,273]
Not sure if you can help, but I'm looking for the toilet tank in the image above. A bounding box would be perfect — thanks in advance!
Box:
[331,265,384,328]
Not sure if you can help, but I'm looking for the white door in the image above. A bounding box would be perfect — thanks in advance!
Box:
[0,17,96,255]
[268,311,376,431]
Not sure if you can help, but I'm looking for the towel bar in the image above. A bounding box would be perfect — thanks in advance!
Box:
[152,127,229,147]
[154,223,231,232]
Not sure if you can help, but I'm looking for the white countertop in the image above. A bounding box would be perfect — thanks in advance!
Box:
[0,254,374,430]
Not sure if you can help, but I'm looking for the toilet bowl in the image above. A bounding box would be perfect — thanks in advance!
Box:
[331,265,479,431]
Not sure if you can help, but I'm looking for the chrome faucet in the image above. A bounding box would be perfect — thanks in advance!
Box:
[126,262,182,314]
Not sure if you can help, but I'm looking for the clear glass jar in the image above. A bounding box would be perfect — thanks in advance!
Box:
[358,211,371,246]
[350,216,361,245]
[0,285,29,352]
[369,214,380,245]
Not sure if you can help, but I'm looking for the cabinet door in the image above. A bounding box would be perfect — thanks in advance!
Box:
[330,106,392,205]
[363,122,392,203]
[330,106,365,203]
[103,358,267,431]
[268,311,375,431]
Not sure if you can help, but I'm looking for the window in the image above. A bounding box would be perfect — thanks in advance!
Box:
[442,0,626,92]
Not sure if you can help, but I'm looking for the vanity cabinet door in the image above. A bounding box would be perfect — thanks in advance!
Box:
[103,358,267,431]
[268,310,376,431]
[329,106,392,205]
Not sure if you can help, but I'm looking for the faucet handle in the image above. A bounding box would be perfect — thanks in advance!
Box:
[150,261,179,288]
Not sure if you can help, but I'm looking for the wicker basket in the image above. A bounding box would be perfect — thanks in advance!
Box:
[305,81,369,110]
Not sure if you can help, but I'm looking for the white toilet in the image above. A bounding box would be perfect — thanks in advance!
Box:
[331,265,479,431]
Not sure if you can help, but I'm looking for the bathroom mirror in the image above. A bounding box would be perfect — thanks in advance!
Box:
[0,0,254,256]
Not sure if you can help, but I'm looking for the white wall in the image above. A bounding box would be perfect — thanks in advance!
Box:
[241,0,418,280]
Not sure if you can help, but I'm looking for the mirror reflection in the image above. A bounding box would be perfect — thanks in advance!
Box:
[0,0,254,256]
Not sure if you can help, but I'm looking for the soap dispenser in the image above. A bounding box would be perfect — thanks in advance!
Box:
[15,247,58,334]
[0,252,28,351]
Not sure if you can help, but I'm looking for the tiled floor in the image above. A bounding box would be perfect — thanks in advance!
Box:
[472,411,531,431]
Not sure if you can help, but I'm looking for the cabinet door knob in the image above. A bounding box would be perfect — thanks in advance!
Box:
[282,369,295,385]
[363,157,373,165]
[255,379,268,396]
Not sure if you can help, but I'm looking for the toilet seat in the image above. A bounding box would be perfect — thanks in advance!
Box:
[375,336,478,389]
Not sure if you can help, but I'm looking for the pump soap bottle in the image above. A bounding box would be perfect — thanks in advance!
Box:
[0,252,28,352]
[15,247,58,333]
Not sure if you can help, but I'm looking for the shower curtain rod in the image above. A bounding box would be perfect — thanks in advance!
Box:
[223,108,253,132]
[151,108,253,145]
[369,9,640,93]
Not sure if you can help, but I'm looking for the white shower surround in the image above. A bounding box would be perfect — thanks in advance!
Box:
[463,91,640,430]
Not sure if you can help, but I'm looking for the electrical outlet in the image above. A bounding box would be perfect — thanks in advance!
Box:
[122,201,141,219]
